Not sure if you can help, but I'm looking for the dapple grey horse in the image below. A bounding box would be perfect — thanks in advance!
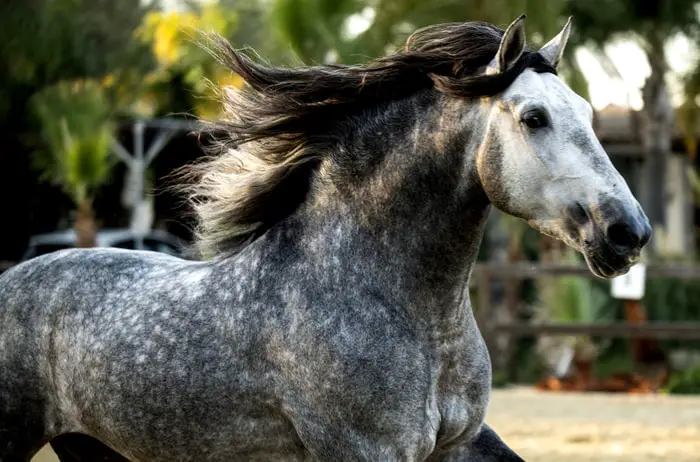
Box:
[0,15,650,462]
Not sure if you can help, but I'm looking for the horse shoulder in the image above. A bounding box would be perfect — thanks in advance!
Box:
[272,296,440,460]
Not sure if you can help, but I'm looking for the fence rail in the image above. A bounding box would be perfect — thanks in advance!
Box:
[470,261,700,373]
[472,261,700,280]
[492,322,700,340]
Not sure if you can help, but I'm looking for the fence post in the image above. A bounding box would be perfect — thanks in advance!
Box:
[504,271,520,382]
[474,268,495,365]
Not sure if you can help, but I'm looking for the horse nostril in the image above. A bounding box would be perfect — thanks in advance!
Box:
[607,222,640,251]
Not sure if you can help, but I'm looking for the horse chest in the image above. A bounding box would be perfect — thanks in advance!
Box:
[432,332,491,448]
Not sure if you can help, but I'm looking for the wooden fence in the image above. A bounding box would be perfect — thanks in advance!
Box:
[471,261,700,338]
[470,261,700,376]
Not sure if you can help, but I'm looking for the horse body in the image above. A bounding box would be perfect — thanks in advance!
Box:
[1,90,497,461]
[1,16,650,462]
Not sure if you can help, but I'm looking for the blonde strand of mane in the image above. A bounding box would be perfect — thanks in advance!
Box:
[187,143,318,257]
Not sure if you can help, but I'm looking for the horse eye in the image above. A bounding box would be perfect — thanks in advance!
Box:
[521,111,548,130]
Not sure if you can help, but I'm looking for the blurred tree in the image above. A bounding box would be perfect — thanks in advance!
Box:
[220,0,298,64]
[569,0,700,257]
[0,0,291,260]
[0,0,156,121]
[0,0,157,258]
[135,1,251,119]
[271,0,570,63]
[679,35,700,231]
[29,79,116,247]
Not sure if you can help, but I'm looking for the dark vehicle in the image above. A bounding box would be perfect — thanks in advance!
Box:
[21,228,185,261]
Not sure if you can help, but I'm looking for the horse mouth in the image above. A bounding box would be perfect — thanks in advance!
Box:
[528,213,645,280]
[571,207,646,280]
[582,246,639,280]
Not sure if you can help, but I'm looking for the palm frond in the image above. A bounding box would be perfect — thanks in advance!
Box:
[29,79,116,204]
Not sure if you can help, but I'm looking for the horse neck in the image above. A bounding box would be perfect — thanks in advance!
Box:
[294,92,492,328]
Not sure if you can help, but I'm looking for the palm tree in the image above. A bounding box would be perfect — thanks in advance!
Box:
[30,79,116,248]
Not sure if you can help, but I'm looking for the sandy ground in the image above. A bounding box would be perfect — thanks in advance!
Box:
[32,387,700,461]
[488,387,700,462]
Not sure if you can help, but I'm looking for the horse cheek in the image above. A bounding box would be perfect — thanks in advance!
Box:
[476,135,511,215]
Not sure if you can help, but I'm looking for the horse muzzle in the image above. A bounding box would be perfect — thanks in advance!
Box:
[573,200,652,279]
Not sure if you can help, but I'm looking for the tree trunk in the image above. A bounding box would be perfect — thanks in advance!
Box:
[639,29,674,257]
[483,212,521,376]
[503,219,525,382]
[573,358,594,390]
[624,299,668,377]
[75,199,97,248]
[623,30,672,384]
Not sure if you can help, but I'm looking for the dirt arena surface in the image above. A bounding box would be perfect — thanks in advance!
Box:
[32,386,700,462]
[488,387,700,462]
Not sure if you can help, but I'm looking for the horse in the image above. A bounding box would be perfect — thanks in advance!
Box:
[0,15,650,462]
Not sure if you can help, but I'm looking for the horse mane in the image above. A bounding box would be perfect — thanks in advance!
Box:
[184,21,556,257]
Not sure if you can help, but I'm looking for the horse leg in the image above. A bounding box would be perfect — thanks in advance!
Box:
[50,433,132,462]
[436,423,525,462]
[0,397,51,462]
[465,423,524,461]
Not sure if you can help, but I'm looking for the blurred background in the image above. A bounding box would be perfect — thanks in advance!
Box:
[2,0,700,461]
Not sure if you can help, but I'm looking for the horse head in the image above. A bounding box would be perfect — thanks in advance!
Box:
[476,16,651,278]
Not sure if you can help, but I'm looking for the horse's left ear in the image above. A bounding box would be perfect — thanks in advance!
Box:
[486,15,527,75]
[538,16,573,69]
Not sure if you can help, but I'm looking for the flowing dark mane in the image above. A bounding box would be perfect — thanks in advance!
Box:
[185,21,556,257]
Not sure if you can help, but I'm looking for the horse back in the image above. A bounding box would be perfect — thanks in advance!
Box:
[0,248,198,433]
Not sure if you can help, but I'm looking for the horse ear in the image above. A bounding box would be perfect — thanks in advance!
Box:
[538,16,573,69]
[486,15,527,75]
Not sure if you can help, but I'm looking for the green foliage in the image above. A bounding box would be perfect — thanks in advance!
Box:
[492,370,509,388]
[569,0,700,46]
[271,0,363,63]
[568,0,700,149]
[645,277,700,323]
[593,348,637,378]
[271,0,571,65]
[537,250,613,325]
[511,337,550,384]
[0,0,155,121]
[682,63,700,141]
[666,365,700,394]
[534,249,613,366]
[29,79,115,204]
[134,2,298,118]
[219,0,296,64]
[569,0,700,154]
